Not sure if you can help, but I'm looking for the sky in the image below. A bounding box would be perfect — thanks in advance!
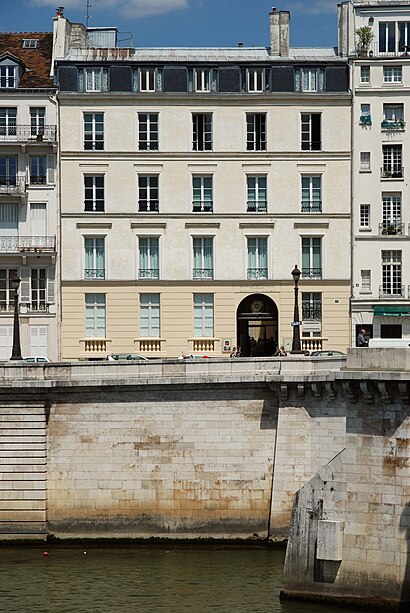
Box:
[0,0,342,48]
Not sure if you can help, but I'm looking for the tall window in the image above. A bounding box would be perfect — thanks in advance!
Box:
[360,103,371,126]
[382,145,403,178]
[193,293,213,337]
[247,176,267,212]
[0,65,16,88]
[192,176,213,212]
[85,294,105,337]
[193,237,213,279]
[79,68,108,92]
[84,175,105,212]
[382,193,402,234]
[361,270,371,292]
[295,68,325,92]
[360,152,371,171]
[30,107,45,137]
[139,237,159,279]
[0,108,17,137]
[84,237,105,279]
[140,293,160,337]
[0,268,17,312]
[0,156,17,186]
[138,113,158,151]
[241,68,267,93]
[383,104,404,123]
[246,113,266,151]
[189,69,217,92]
[360,204,370,228]
[360,66,370,84]
[383,66,402,83]
[301,113,321,150]
[30,268,46,311]
[247,237,267,280]
[135,68,163,92]
[138,175,159,212]
[379,22,410,54]
[302,292,322,320]
[301,176,322,212]
[382,251,402,296]
[302,237,322,279]
[83,113,104,151]
[29,156,47,185]
[192,113,212,151]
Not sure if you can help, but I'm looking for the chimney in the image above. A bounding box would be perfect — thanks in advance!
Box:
[269,8,290,56]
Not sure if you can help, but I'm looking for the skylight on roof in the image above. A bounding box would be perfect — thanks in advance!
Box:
[22,39,39,49]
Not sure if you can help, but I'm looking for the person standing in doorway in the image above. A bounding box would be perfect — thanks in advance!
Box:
[357,328,368,347]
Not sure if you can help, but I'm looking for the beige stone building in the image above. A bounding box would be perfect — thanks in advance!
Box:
[53,8,351,360]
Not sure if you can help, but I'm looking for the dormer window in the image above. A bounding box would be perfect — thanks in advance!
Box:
[295,68,325,92]
[188,68,218,93]
[79,67,109,92]
[133,68,163,93]
[241,68,269,93]
[0,65,16,88]
[22,39,39,49]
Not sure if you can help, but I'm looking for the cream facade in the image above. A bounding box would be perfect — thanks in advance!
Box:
[54,9,351,360]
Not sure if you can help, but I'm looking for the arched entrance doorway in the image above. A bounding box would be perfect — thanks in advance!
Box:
[236,294,278,357]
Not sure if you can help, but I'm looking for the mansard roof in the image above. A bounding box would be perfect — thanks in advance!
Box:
[0,32,55,88]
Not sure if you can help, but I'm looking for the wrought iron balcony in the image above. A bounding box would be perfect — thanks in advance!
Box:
[29,175,47,186]
[0,176,25,195]
[358,41,410,58]
[0,124,57,143]
[0,304,13,314]
[84,268,105,280]
[247,267,268,280]
[380,166,404,179]
[192,200,213,213]
[302,267,322,280]
[138,200,159,213]
[301,200,322,213]
[359,114,372,126]
[379,284,405,298]
[0,235,56,253]
[193,268,213,279]
[302,302,322,320]
[381,120,405,131]
[379,222,405,236]
[139,268,159,279]
[247,201,267,213]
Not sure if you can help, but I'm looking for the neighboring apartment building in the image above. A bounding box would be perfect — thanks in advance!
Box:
[339,0,410,343]
[0,32,58,360]
[53,8,351,360]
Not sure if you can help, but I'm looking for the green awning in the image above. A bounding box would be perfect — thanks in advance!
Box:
[374,306,410,317]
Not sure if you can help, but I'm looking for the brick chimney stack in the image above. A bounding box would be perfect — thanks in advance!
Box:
[269,7,290,56]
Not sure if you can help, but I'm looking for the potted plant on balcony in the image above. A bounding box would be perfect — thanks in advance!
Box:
[355,26,374,56]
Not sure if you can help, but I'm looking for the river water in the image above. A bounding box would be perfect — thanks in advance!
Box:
[0,545,374,613]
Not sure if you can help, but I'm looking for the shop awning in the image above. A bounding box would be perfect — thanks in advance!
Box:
[373,306,410,317]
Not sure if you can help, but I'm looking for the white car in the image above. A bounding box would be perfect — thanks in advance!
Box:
[23,356,52,363]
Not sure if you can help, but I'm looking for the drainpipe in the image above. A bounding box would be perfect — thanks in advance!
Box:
[349,4,355,347]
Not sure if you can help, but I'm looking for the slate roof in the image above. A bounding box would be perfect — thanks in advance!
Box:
[0,32,55,88]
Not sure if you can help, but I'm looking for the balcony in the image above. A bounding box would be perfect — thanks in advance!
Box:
[138,339,163,353]
[359,114,372,126]
[0,125,57,143]
[302,267,322,280]
[30,175,47,186]
[193,268,213,280]
[380,167,404,179]
[247,268,268,280]
[379,222,405,236]
[84,268,105,280]
[301,200,322,213]
[381,120,405,131]
[138,200,159,213]
[191,338,215,352]
[0,176,25,196]
[301,337,326,352]
[139,268,159,279]
[359,41,410,58]
[192,200,213,213]
[0,235,56,253]
[247,201,267,213]
[379,285,405,299]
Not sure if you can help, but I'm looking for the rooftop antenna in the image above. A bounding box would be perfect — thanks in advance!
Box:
[85,0,94,28]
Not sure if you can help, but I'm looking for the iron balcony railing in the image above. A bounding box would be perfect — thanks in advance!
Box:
[381,120,406,131]
[301,200,322,213]
[193,268,213,279]
[0,124,57,143]
[139,269,159,279]
[359,114,372,126]
[358,41,410,58]
[84,268,105,280]
[247,267,268,280]
[247,201,267,213]
[138,200,159,212]
[0,176,25,195]
[380,166,404,179]
[302,267,322,280]
[0,235,56,252]
[30,175,47,185]
[379,284,405,298]
[379,222,405,236]
[302,302,322,320]
[192,200,213,213]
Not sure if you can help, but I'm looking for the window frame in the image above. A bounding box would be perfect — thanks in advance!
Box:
[193,293,214,338]
[247,236,268,280]
[138,112,159,151]
[83,112,104,151]
[301,175,322,213]
[85,293,106,338]
[246,113,267,152]
[140,293,161,338]
[139,236,160,279]
[193,236,214,279]
[383,66,402,83]
[138,175,159,213]
[84,174,105,213]
[192,113,213,151]
[84,236,105,280]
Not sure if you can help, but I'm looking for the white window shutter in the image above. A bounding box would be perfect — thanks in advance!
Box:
[20,267,31,303]
[47,155,56,184]
[47,267,55,304]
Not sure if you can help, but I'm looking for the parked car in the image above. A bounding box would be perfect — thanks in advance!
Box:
[310,350,345,357]
[107,353,149,361]
[23,356,52,363]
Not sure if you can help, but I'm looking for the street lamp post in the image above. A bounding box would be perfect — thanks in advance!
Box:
[290,264,303,354]
[10,272,23,360]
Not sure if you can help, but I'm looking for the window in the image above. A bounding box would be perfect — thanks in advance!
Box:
[241,68,268,93]
[0,269,17,312]
[193,293,213,337]
[301,176,321,212]
[30,268,47,311]
[22,39,39,49]
[247,176,267,212]
[382,104,405,129]
[0,156,17,186]
[139,237,159,279]
[383,66,402,83]
[188,69,217,92]
[382,251,402,296]
[85,293,105,337]
[302,237,322,279]
[84,237,105,279]
[295,68,325,92]
[0,65,16,88]
[192,113,212,151]
[30,107,45,138]
[246,113,266,151]
[30,203,47,239]
[379,21,410,54]
[360,152,371,171]
[29,156,47,185]
[193,237,213,279]
[83,113,104,150]
[0,108,17,137]
[360,204,370,228]
[382,145,403,178]
[247,237,267,280]
[140,293,160,337]
[135,68,163,93]
[360,66,370,84]
[382,193,402,234]
[193,176,213,212]
[301,113,321,150]
[138,175,159,212]
[302,292,322,320]
[361,270,371,292]
[359,103,371,125]
[84,175,105,212]
[79,68,109,92]
[138,113,158,151]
